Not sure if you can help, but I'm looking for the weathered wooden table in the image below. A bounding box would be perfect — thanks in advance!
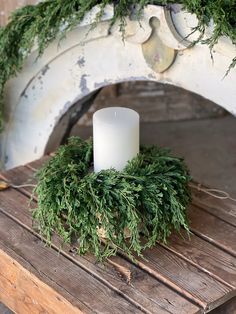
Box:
[0,156,236,314]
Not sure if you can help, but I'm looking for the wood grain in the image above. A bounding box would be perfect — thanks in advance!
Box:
[189,205,236,257]
[26,155,50,171]
[0,244,84,314]
[0,165,37,197]
[1,166,235,313]
[0,182,200,314]
[210,296,236,314]
[191,184,236,227]
[134,244,234,312]
[0,211,143,314]
[165,232,236,289]
[5,162,236,294]
[1,161,236,313]
[87,255,200,314]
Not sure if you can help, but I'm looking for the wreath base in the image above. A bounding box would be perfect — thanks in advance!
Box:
[33,137,191,260]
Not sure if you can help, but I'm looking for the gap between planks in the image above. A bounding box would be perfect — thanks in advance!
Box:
[2,160,236,312]
[0,191,200,314]
[26,159,236,277]
[0,170,200,314]
[1,163,235,311]
[0,207,153,314]
[0,211,144,314]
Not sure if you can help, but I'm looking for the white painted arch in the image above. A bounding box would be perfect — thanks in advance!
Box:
[1,4,236,169]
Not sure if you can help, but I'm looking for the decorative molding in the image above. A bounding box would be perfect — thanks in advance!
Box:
[0,5,236,169]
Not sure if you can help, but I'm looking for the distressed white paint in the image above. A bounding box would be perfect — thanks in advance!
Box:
[0,4,236,169]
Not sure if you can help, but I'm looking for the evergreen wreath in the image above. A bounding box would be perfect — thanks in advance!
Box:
[0,1,236,130]
[33,137,191,260]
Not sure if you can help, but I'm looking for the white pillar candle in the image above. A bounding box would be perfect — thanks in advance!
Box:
[93,107,140,172]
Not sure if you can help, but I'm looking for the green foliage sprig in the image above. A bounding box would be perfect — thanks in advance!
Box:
[1,0,236,130]
[33,137,191,260]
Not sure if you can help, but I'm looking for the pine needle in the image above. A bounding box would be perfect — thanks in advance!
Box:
[33,136,192,261]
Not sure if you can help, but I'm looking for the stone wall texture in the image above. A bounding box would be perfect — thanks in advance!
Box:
[78,82,226,126]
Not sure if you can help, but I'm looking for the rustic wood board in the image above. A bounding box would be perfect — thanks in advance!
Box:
[0,241,85,314]
[191,187,236,227]
[1,158,236,313]
[0,171,200,314]
[0,211,141,314]
[188,205,236,257]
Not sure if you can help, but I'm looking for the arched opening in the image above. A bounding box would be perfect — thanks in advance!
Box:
[49,81,235,198]
[45,81,226,153]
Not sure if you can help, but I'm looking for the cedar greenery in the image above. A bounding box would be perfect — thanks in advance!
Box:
[33,137,191,260]
[0,1,236,130]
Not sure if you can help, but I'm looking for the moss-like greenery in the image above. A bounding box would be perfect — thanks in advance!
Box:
[33,137,191,260]
[0,0,236,130]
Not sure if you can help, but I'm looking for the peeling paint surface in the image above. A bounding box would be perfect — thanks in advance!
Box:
[77,57,85,68]
[79,75,90,95]
[94,79,113,89]
[41,64,50,76]
[1,4,236,170]
[142,18,177,73]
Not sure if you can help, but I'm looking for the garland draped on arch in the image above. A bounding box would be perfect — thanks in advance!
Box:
[0,0,236,130]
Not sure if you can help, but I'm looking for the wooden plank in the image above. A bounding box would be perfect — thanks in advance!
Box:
[189,205,236,257]
[0,185,200,314]
[0,211,143,314]
[0,245,85,314]
[3,161,234,310]
[134,244,234,313]
[0,165,37,198]
[210,296,236,314]
[85,255,200,314]
[0,185,231,313]
[191,183,236,227]
[26,155,51,171]
[7,162,234,293]
[164,232,236,289]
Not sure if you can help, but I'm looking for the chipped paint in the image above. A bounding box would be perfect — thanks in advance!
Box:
[79,75,90,94]
[94,79,113,89]
[20,90,28,99]
[148,73,156,79]
[77,57,85,68]
[54,101,72,125]
[41,64,50,76]
[1,4,236,170]
[60,101,72,118]
[170,4,182,14]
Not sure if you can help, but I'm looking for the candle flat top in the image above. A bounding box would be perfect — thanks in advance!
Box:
[93,107,139,126]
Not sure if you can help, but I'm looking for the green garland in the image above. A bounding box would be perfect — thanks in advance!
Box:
[0,0,236,130]
[33,137,191,260]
